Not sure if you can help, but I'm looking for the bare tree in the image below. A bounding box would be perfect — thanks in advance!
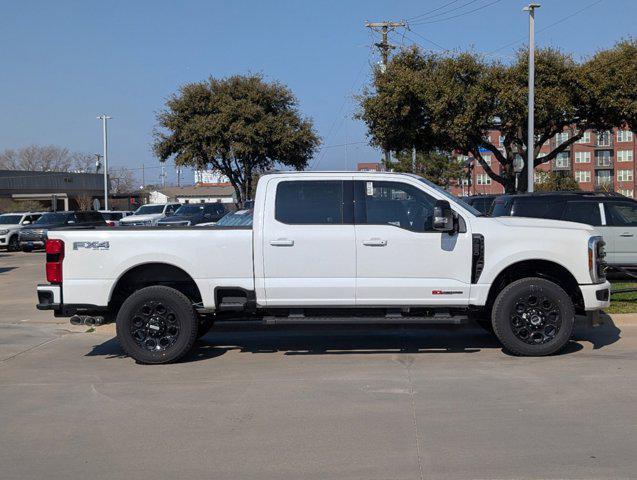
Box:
[0,145,98,173]
[109,167,136,194]
[75,194,93,211]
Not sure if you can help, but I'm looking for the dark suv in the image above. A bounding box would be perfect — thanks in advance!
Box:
[157,203,228,227]
[490,191,637,269]
[461,195,499,215]
[19,211,106,251]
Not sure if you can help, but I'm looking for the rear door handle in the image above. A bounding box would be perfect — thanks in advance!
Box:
[270,238,294,247]
[362,238,387,247]
[620,233,634,237]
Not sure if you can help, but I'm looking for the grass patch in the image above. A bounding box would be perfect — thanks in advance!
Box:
[607,281,637,314]
[85,326,95,333]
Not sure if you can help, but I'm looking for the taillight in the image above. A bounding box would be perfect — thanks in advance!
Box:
[106,221,115,227]
[45,239,64,284]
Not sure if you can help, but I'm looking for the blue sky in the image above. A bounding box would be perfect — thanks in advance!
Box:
[1,0,634,186]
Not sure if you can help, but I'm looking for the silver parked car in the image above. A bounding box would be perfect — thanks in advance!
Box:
[0,212,44,251]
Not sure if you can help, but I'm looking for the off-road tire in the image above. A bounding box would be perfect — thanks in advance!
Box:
[492,277,575,356]
[116,286,198,364]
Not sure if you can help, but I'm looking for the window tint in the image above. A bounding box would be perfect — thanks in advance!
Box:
[489,197,511,217]
[358,181,436,232]
[605,202,637,226]
[511,198,565,220]
[75,211,104,223]
[275,181,343,224]
[562,202,601,226]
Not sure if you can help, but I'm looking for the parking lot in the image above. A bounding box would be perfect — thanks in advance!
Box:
[1,250,636,479]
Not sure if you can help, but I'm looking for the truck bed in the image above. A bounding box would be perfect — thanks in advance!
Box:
[49,227,254,308]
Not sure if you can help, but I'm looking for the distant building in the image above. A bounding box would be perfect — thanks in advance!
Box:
[194,169,229,184]
[451,127,636,198]
[0,170,105,211]
[149,185,236,205]
[357,162,385,172]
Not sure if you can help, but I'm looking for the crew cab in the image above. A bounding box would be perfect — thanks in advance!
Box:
[36,172,611,363]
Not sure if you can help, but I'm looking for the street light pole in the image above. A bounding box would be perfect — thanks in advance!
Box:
[524,3,540,193]
[97,114,112,210]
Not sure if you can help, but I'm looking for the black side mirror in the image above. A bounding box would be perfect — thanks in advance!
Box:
[433,200,455,232]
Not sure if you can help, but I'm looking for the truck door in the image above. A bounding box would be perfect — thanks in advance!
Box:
[353,180,472,306]
[603,201,637,267]
[261,178,356,306]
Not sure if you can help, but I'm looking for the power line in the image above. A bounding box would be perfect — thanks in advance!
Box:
[409,0,481,23]
[409,0,502,25]
[406,0,463,21]
[402,28,452,52]
[486,0,604,56]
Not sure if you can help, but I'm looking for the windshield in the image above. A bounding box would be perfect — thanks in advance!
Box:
[134,205,164,215]
[416,176,482,216]
[175,205,204,215]
[35,213,71,224]
[0,215,22,225]
[216,210,254,227]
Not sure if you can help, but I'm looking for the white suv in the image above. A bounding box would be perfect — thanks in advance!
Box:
[0,212,44,251]
[119,203,181,226]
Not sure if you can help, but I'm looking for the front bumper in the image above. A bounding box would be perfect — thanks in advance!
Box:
[580,280,611,311]
[36,284,61,310]
[20,240,45,250]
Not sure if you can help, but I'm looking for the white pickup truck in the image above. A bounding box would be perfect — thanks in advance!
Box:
[36,172,611,363]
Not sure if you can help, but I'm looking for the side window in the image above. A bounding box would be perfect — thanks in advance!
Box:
[562,202,601,226]
[357,181,436,232]
[605,202,637,226]
[275,181,344,224]
[512,198,565,220]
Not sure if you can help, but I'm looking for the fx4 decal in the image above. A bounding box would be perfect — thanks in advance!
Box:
[73,241,110,251]
[432,290,463,295]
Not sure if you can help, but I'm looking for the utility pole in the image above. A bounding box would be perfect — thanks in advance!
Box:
[176,166,181,187]
[523,3,540,193]
[97,115,111,210]
[366,20,405,165]
[94,153,103,173]
[160,165,167,188]
[141,164,145,188]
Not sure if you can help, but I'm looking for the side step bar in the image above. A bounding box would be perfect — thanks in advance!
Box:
[261,315,468,325]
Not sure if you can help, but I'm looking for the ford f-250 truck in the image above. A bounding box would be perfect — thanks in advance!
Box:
[36,172,611,363]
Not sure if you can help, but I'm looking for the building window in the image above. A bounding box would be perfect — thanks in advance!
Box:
[617,169,634,182]
[595,150,612,167]
[456,154,469,163]
[555,132,569,146]
[575,171,591,183]
[498,135,505,146]
[576,131,591,143]
[619,189,634,198]
[482,154,492,166]
[555,152,570,168]
[513,155,524,172]
[476,174,491,185]
[596,131,612,147]
[575,151,591,163]
[617,150,634,162]
[596,170,612,187]
[617,130,634,143]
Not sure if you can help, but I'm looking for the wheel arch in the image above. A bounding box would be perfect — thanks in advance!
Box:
[109,262,203,314]
[485,259,584,314]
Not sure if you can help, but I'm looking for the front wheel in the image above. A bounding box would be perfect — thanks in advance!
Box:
[7,235,19,252]
[492,277,575,356]
[116,286,199,364]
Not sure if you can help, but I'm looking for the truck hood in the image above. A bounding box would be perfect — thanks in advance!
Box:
[120,213,164,223]
[492,216,595,232]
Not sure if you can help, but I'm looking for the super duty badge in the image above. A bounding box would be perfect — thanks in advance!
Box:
[73,241,110,251]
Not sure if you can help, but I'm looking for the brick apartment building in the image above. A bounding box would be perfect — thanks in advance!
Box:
[453,127,636,198]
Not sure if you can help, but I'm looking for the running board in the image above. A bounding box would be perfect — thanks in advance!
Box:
[261,315,468,325]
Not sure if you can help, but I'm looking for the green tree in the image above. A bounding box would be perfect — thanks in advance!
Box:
[154,74,320,204]
[534,171,580,192]
[388,150,464,188]
[359,40,637,193]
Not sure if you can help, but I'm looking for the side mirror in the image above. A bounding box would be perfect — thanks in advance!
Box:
[22,220,31,225]
[66,220,75,225]
[433,200,455,233]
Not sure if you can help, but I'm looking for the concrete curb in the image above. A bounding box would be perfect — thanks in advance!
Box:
[607,313,637,326]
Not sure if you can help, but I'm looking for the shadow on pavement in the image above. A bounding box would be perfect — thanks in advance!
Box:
[0,266,18,274]
[86,319,622,364]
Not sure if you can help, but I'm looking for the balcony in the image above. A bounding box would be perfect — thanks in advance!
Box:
[595,132,613,149]
[594,158,613,170]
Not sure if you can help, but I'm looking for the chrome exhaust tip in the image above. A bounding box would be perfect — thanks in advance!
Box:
[70,315,84,325]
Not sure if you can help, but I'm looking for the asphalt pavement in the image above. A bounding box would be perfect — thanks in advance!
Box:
[1,251,636,480]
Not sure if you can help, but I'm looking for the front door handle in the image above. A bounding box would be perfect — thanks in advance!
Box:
[620,233,634,237]
[362,238,387,247]
[270,238,294,247]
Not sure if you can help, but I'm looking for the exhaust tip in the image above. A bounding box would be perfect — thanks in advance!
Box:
[70,315,84,326]
[84,316,96,326]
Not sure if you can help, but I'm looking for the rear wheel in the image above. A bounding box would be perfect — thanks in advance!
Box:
[492,277,575,356]
[7,235,19,252]
[116,286,198,364]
